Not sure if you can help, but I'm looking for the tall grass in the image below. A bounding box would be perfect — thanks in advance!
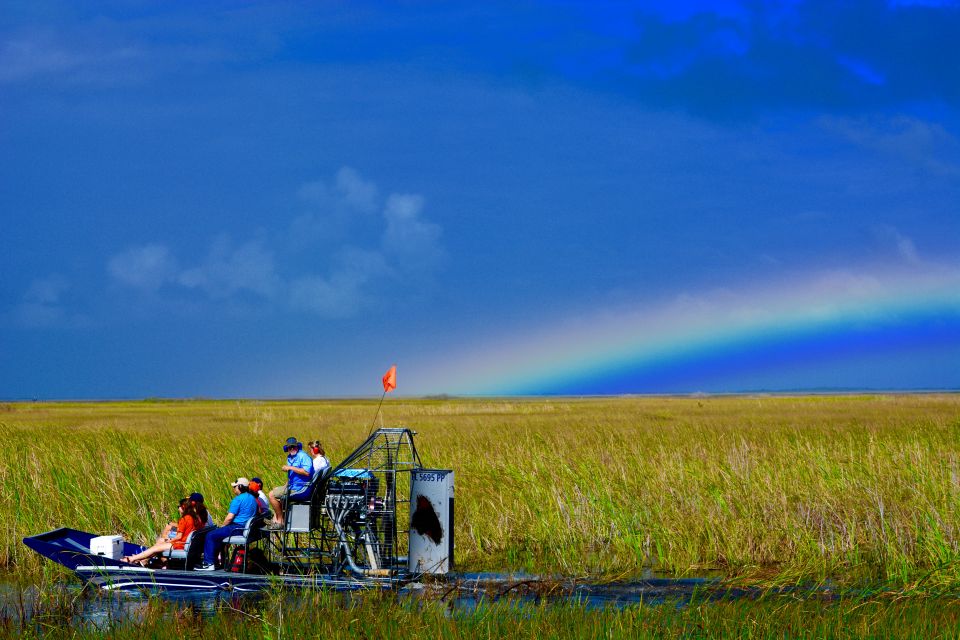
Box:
[3,395,960,586]
[3,588,960,640]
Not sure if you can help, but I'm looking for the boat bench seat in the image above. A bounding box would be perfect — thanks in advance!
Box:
[278,467,335,533]
[225,514,267,546]
[163,525,214,569]
[223,514,267,573]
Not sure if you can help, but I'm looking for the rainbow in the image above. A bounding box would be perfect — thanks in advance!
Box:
[422,265,960,395]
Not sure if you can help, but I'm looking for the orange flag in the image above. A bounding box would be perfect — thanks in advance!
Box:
[382,365,397,393]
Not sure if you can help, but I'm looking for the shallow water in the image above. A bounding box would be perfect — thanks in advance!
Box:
[0,570,783,628]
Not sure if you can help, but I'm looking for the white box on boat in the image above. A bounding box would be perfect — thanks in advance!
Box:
[90,535,124,560]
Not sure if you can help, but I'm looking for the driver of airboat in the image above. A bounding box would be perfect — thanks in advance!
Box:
[267,437,314,528]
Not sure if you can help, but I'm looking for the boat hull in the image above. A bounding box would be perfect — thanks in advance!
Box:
[24,528,402,594]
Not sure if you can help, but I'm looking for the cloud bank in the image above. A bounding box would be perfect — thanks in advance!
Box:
[106,167,444,318]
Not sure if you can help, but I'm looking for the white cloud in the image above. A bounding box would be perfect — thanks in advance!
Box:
[290,167,383,251]
[872,225,920,265]
[335,167,379,213]
[821,115,960,177]
[108,244,179,290]
[289,275,359,317]
[289,248,390,317]
[178,237,279,299]
[105,168,445,318]
[17,275,69,325]
[24,275,69,305]
[382,193,445,273]
[0,33,84,83]
[11,274,84,328]
[297,166,379,214]
[0,28,141,85]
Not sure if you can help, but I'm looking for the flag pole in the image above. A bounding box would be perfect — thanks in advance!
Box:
[370,364,397,436]
[369,388,387,436]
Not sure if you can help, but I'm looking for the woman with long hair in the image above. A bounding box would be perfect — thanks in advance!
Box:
[308,440,330,474]
[189,492,214,528]
[158,491,213,543]
[123,498,201,566]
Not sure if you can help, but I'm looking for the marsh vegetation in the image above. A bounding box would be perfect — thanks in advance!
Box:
[3,395,960,637]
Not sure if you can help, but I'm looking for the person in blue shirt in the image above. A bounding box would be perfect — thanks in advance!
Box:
[267,437,314,528]
[198,478,259,570]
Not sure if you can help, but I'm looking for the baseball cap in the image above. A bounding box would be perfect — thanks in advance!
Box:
[231,477,249,488]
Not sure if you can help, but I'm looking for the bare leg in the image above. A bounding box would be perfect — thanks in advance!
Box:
[123,541,173,566]
[268,495,283,524]
[268,492,284,525]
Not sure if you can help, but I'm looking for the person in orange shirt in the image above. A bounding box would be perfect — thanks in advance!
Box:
[123,498,201,566]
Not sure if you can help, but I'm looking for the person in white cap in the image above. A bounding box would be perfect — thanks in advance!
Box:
[198,477,258,570]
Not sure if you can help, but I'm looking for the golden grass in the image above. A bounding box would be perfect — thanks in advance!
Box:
[3,395,960,586]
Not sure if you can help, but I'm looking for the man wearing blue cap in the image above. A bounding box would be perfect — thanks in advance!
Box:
[267,437,314,528]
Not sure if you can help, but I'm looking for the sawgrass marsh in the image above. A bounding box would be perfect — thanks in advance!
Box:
[3,394,960,588]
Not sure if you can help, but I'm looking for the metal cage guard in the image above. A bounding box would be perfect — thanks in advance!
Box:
[266,428,423,580]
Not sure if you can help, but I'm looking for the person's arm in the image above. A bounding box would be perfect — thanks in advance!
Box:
[170,520,187,545]
[222,498,238,525]
[283,457,312,477]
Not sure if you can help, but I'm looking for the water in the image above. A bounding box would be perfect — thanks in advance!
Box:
[0,570,784,629]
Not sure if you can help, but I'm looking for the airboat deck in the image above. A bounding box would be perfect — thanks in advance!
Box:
[23,428,454,594]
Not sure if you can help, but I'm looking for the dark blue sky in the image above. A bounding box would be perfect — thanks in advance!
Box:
[2,1,959,398]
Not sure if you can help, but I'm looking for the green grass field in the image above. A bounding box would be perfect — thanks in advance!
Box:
[3,395,960,587]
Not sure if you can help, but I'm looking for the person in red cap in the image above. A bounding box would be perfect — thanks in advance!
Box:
[248,477,270,514]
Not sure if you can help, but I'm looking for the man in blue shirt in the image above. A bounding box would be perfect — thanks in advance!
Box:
[198,478,259,570]
[267,437,314,528]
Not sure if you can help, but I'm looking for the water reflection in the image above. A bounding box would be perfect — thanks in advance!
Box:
[0,572,811,628]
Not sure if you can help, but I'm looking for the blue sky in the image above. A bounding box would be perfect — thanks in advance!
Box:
[2,1,959,398]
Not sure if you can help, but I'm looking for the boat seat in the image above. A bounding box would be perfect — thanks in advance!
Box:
[287,466,334,505]
[163,525,214,570]
[223,513,267,572]
[224,513,267,546]
[281,467,334,533]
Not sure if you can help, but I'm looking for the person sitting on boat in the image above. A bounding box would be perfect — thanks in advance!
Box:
[189,492,216,528]
[249,477,270,514]
[159,491,215,542]
[267,437,314,528]
[123,498,201,566]
[308,440,330,475]
[198,478,259,571]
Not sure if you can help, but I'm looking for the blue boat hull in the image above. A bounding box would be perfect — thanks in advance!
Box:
[23,528,147,572]
[78,567,390,593]
[23,528,399,594]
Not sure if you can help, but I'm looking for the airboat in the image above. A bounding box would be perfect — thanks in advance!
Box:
[23,428,454,593]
